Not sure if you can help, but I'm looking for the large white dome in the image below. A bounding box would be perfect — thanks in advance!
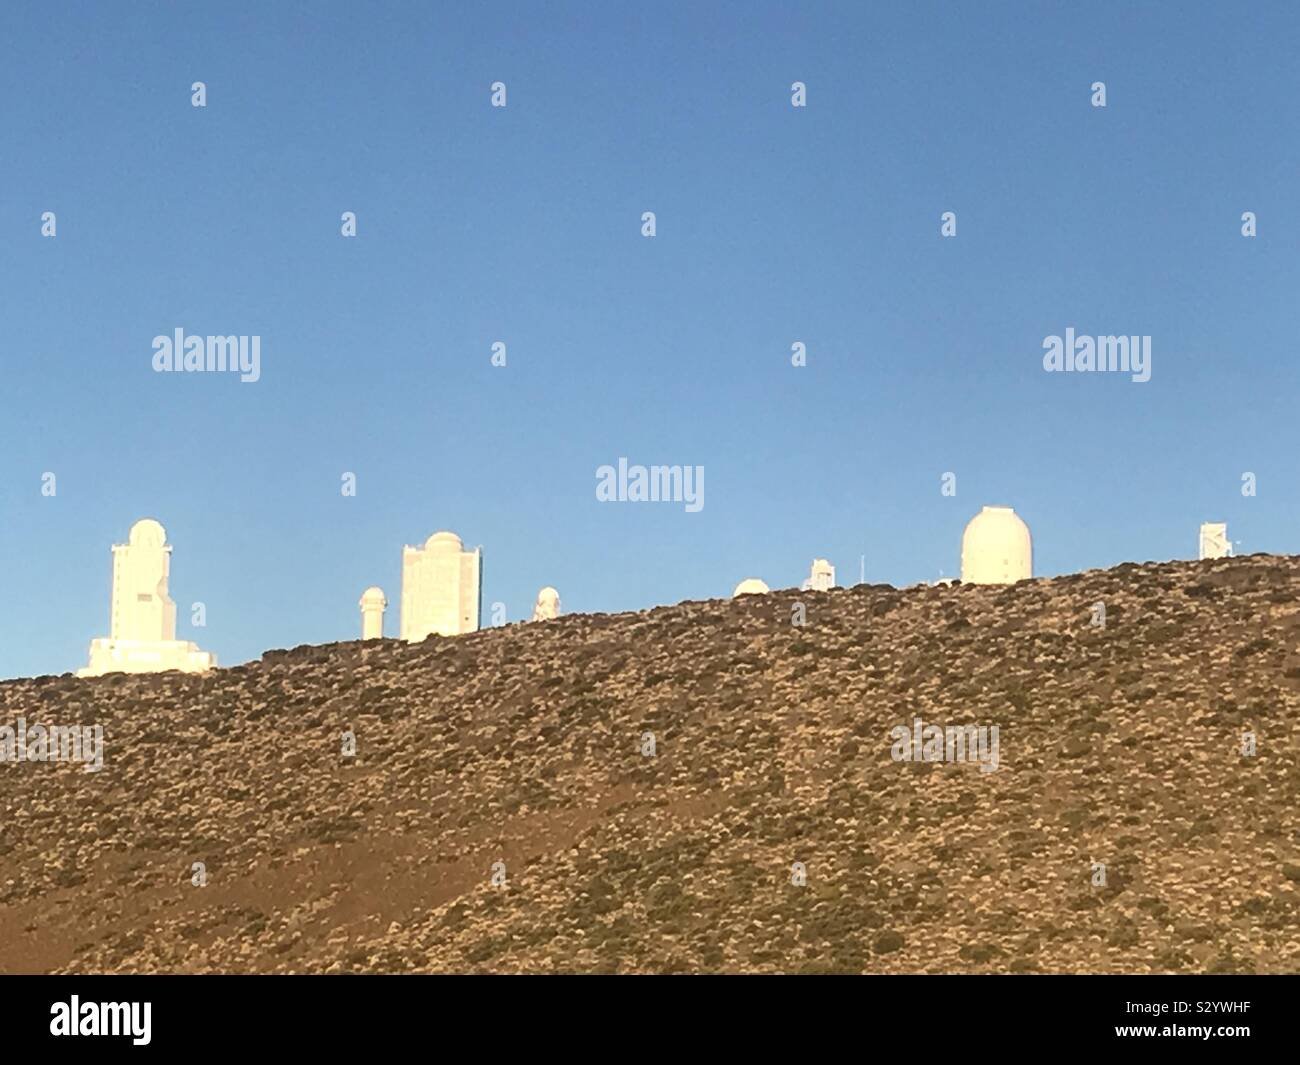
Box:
[128,518,167,547]
[733,578,770,597]
[960,506,1032,585]
[424,530,464,552]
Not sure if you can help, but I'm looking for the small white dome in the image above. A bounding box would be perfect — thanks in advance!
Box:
[960,506,1032,585]
[360,586,386,605]
[733,578,770,597]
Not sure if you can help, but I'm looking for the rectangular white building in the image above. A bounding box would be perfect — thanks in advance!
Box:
[1199,522,1232,560]
[400,530,481,641]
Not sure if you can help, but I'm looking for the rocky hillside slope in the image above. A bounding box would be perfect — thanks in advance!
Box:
[2,555,1298,974]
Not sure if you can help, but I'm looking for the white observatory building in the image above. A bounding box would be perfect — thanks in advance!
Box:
[733,578,770,597]
[359,586,387,639]
[1199,522,1232,560]
[807,559,835,592]
[78,518,216,677]
[400,530,482,641]
[532,587,561,621]
[960,506,1033,585]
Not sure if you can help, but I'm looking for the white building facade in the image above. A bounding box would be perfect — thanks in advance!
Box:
[400,531,482,640]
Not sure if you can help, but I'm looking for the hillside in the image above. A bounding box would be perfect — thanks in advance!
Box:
[2,555,1298,974]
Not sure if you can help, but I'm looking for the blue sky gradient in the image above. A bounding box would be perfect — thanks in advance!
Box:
[2,0,1298,677]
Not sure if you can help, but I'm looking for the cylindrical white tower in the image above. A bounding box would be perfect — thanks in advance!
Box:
[960,506,1032,585]
[532,586,561,621]
[733,578,770,597]
[359,586,387,639]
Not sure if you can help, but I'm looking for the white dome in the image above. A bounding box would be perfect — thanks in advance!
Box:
[360,586,386,605]
[128,518,166,547]
[424,530,464,552]
[733,578,770,597]
[532,586,561,621]
[960,506,1032,585]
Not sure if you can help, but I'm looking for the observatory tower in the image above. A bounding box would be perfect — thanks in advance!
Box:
[808,559,835,592]
[960,506,1032,585]
[78,519,216,676]
[359,586,387,639]
[532,587,561,621]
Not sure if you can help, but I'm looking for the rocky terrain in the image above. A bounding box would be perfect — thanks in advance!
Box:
[2,554,1299,974]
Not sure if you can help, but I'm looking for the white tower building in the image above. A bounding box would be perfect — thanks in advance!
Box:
[960,506,1033,585]
[532,586,561,621]
[1199,522,1232,560]
[808,558,835,592]
[78,519,216,676]
[400,530,482,641]
[359,586,387,639]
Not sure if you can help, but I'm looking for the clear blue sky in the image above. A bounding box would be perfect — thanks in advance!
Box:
[2,0,1298,679]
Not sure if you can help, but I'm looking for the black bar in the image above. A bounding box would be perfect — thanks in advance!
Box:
[2,974,1293,1051]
